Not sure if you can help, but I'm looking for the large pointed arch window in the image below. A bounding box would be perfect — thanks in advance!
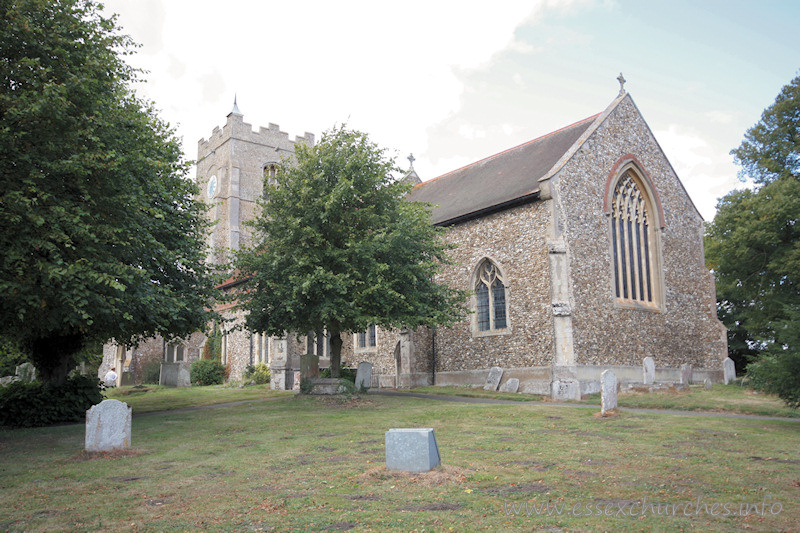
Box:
[610,170,659,306]
[475,260,508,332]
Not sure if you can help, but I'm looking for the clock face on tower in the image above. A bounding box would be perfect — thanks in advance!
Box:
[207,175,218,199]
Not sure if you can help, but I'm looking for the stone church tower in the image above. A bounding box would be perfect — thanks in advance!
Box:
[195,100,315,264]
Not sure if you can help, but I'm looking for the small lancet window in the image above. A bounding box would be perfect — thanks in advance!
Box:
[263,163,280,199]
[611,170,655,305]
[475,261,507,331]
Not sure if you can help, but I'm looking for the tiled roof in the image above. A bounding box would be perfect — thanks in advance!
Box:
[408,114,599,225]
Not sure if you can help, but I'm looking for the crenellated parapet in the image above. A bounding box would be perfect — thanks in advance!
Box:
[198,113,314,160]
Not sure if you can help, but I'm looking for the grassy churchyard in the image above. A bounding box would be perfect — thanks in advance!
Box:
[1,385,798,532]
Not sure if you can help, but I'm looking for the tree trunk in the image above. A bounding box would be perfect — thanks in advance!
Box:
[29,333,84,386]
[329,327,343,378]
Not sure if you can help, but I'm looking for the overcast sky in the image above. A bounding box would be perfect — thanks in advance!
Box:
[102,0,798,220]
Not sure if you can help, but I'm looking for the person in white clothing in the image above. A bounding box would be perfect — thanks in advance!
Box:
[103,367,118,387]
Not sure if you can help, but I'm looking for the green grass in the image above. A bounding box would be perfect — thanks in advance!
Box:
[104,384,291,414]
[411,385,543,402]
[1,392,798,531]
[579,384,799,418]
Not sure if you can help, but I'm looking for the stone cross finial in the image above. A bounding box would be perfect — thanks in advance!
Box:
[407,153,415,168]
[617,73,626,96]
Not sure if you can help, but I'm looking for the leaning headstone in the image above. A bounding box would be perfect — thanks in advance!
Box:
[499,378,520,393]
[680,363,693,385]
[355,362,373,391]
[704,378,712,390]
[722,357,736,385]
[300,353,320,380]
[601,370,618,414]
[15,363,36,383]
[0,376,17,387]
[484,366,503,391]
[85,399,131,452]
[642,357,655,385]
[385,428,441,472]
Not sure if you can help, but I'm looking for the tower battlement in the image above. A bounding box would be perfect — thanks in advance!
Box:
[198,112,314,159]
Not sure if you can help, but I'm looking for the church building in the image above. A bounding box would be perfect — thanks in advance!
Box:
[102,83,728,398]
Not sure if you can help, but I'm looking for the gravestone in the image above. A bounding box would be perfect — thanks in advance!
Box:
[551,379,580,401]
[498,378,520,393]
[300,353,320,380]
[704,378,712,390]
[355,362,373,391]
[723,357,736,385]
[15,363,36,383]
[680,363,693,385]
[642,357,655,385]
[0,376,17,387]
[385,428,441,472]
[85,399,131,452]
[484,367,503,391]
[601,370,618,414]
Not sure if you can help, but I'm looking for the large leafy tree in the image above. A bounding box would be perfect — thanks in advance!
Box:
[0,0,218,384]
[236,125,466,377]
[705,73,800,406]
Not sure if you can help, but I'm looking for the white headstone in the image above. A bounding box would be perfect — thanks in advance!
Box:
[15,363,36,383]
[704,378,712,390]
[642,357,655,385]
[680,363,693,385]
[601,370,618,414]
[551,379,581,401]
[723,357,736,385]
[85,399,131,452]
[499,378,520,393]
[484,367,503,391]
[355,362,373,391]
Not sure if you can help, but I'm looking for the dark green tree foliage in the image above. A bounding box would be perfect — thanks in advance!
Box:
[236,126,466,377]
[0,0,217,384]
[705,73,800,407]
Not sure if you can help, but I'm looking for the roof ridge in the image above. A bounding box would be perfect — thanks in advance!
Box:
[412,113,601,191]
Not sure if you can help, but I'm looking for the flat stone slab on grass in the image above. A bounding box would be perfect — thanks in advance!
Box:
[484,367,503,391]
[385,428,441,472]
[499,378,520,393]
[85,399,131,452]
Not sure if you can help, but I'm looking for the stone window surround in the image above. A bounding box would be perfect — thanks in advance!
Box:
[163,342,184,362]
[469,257,512,338]
[603,156,665,312]
[252,332,270,364]
[354,325,378,352]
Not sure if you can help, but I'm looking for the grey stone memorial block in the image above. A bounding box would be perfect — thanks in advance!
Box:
[85,399,131,452]
[551,379,580,401]
[601,370,618,414]
[385,428,441,472]
[704,378,713,390]
[642,357,655,385]
[723,357,736,385]
[498,378,520,393]
[355,362,373,391]
[680,363,693,385]
[483,366,503,391]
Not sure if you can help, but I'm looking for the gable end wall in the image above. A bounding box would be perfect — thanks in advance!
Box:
[555,96,726,369]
